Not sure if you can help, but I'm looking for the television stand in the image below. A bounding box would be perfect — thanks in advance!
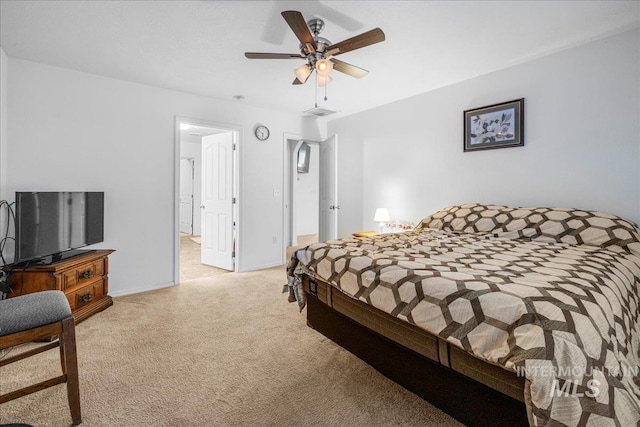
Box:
[21,249,96,266]
[4,249,115,324]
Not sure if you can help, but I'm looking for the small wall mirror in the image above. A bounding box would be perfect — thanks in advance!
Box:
[297,142,310,173]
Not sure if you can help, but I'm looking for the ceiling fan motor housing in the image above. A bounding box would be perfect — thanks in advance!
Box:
[300,36,331,68]
[307,18,325,35]
[300,18,332,66]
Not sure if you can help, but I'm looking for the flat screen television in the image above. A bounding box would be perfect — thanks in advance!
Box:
[15,192,104,265]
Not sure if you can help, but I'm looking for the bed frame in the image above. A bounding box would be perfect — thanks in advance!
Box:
[303,275,530,427]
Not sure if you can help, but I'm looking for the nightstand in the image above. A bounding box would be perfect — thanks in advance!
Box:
[352,231,379,238]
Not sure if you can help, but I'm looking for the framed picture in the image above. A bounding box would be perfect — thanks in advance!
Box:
[464,98,524,152]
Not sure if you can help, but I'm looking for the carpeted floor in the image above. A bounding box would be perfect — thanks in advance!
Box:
[180,233,230,282]
[0,266,462,427]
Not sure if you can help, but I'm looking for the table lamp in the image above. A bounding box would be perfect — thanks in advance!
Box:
[373,208,390,233]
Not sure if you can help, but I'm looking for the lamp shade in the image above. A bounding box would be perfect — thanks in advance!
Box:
[315,58,333,77]
[294,64,312,83]
[317,75,332,87]
[373,208,390,222]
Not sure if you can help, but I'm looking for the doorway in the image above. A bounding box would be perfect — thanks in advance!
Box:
[174,117,240,283]
[287,140,320,259]
[284,134,338,261]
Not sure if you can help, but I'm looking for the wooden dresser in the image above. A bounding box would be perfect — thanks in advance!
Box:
[5,249,115,323]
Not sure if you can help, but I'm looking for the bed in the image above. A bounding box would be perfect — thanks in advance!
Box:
[285,204,640,427]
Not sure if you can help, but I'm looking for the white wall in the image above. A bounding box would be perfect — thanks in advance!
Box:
[0,48,7,202]
[329,29,640,234]
[0,48,8,264]
[6,58,323,296]
[295,143,319,236]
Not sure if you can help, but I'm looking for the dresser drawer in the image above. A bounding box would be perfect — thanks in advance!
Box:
[66,279,105,311]
[3,249,114,324]
[62,258,106,290]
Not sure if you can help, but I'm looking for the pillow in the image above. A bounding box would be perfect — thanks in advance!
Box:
[416,203,640,253]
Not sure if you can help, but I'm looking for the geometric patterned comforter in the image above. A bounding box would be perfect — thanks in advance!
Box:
[286,204,640,426]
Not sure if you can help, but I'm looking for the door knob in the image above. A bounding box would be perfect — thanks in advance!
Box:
[200,205,205,209]
[329,205,341,210]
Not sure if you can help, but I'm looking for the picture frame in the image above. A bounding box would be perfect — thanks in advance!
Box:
[464,98,524,152]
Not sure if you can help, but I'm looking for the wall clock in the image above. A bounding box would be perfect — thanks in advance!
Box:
[254,125,270,141]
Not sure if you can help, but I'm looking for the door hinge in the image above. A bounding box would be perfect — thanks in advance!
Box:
[232,197,236,204]
[232,251,236,258]
[232,143,237,150]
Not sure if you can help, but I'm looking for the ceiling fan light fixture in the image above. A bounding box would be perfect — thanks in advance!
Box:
[294,64,312,82]
[315,58,333,77]
[317,75,332,87]
[245,10,385,87]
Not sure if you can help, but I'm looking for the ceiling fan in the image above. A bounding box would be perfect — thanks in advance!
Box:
[245,10,385,86]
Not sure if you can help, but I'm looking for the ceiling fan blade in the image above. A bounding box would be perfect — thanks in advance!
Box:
[245,52,305,59]
[282,11,317,52]
[327,28,385,55]
[330,58,369,79]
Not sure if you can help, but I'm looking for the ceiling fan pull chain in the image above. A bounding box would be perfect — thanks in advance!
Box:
[324,83,328,101]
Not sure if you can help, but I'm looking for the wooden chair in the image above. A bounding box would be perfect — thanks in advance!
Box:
[0,291,81,426]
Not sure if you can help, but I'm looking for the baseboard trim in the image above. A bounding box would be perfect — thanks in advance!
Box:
[238,262,284,272]
[110,281,176,298]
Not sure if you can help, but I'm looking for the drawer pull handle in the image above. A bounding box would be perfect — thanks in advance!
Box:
[79,292,93,304]
[79,270,94,280]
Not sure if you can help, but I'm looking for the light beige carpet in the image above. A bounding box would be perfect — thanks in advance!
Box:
[0,266,462,427]
[180,233,229,282]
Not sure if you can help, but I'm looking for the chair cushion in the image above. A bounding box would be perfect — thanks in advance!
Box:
[0,291,72,337]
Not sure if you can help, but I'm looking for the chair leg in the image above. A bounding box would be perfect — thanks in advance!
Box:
[59,334,66,374]
[60,317,82,426]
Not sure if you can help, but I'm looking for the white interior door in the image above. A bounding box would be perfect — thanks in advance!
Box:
[201,133,234,270]
[179,158,194,234]
[319,135,338,241]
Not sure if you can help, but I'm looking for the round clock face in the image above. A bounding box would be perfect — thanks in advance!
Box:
[255,125,270,141]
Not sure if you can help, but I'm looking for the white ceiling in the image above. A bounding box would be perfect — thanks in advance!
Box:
[1,1,638,120]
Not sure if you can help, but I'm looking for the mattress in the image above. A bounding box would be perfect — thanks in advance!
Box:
[286,203,640,426]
